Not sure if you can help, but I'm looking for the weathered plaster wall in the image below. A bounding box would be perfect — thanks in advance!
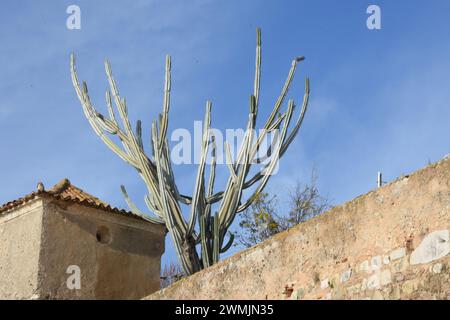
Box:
[0,196,165,300]
[148,156,450,300]
[38,200,166,299]
[0,199,43,299]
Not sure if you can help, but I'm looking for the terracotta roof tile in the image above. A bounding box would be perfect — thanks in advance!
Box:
[0,178,159,224]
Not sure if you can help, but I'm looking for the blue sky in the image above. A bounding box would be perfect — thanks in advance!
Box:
[1,1,449,266]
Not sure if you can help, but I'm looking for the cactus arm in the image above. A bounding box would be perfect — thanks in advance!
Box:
[199,134,217,267]
[263,56,304,130]
[221,114,254,231]
[279,78,310,156]
[217,95,256,231]
[199,211,210,267]
[144,194,163,218]
[187,101,212,236]
[105,90,117,125]
[238,77,310,192]
[150,122,189,235]
[206,68,308,206]
[120,185,164,224]
[159,55,171,145]
[135,120,144,150]
[212,211,220,264]
[178,194,192,205]
[205,54,304,203]
[206,135,217,200]
[254,27,261,114]
[236,100,295,213]
[162,138,183,203]
[104,61,168,214]
[151,120,194,273]
[224,141,238,182]
[159,141,189,235]
[206,191,223,204]
[220,232,234,253]
[248,112,286,165]
[71,60,139,168]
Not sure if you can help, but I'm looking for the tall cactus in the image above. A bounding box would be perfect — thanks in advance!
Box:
[70,28,310,275]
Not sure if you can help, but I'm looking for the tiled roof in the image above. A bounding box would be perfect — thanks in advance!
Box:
[0,178,156,224]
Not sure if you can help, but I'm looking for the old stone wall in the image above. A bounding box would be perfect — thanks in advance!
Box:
[0,195,166,299]
[0,199,43,299]
[148,156,450,300]
[38,199,166,299]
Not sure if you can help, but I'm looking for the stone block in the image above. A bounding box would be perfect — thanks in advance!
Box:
[392,258,409,272]
[380,269,392,286]
[432,263,443,274]
[410,230,449,265]
[371,256,382,270]
[320,278,329,289]
[389,248,406,261]
[402,280,417,295]
[340,269,352,283]
[367,272,381,290]
[360,260,372,274]
[394,273,404,282]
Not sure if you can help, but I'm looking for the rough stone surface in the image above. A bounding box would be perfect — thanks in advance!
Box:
[0,197,165,299]
[380,269,392,286]
[432,263,443,274]
[0,200,43,299]
[360,260,371,274]
[147,155,450,300]
[371,256,382,271]
[340,269,352,283]
[367,272,381,290]
[390,248,406,261]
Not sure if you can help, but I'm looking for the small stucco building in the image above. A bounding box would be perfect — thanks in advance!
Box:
[0,178,166,299]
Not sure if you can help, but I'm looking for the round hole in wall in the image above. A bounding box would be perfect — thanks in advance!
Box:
[96,226,111,244]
